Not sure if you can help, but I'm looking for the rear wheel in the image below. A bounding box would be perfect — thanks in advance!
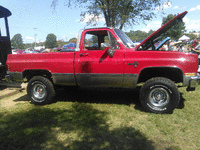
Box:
[27,76,55,105]
[139,77,180,114]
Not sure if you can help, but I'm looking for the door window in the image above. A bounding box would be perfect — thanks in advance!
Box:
[83,30,120,51]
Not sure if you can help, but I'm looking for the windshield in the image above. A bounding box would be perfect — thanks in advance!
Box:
[114,29,135,48]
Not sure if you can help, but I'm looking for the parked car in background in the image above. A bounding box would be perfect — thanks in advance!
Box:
[23,50,39,54]
[36,49,46,53]
[60,47,75,52]
[12,49,24,54]
[61,43,76,52]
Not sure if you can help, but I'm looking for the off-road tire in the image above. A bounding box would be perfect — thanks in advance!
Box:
[27,76,55,105]
[140,77,180,114]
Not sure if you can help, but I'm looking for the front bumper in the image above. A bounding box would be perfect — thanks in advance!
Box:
[189,76,200,88]
[198,65,200,73]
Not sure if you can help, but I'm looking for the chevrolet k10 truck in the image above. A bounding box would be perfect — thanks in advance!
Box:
[5,11,200,113]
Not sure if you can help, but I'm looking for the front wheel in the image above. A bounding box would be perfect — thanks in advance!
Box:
[139,77,180,114]
[27,76,55,105]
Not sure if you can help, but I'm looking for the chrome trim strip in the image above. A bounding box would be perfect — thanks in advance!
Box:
[52,73,76,86]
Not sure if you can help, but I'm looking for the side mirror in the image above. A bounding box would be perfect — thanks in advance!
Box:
[101,43,115,57]
[107,49,115,57]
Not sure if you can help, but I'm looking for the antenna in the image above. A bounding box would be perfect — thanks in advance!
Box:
[33,28,37,48]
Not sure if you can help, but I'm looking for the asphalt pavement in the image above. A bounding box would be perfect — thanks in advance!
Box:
[0,79,27,99]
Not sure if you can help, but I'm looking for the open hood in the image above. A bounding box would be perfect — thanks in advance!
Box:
[0,5,12,18]
[135,11,187,50]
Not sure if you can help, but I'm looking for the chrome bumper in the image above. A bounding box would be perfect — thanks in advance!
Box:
[189,76,200,88]
[5,75,12,82]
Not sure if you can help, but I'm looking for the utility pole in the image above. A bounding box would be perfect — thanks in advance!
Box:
[33,28,37,49]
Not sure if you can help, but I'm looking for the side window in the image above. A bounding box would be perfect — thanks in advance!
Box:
[83,30,120,51]
[84,33,99,50]
[0,19,6,36]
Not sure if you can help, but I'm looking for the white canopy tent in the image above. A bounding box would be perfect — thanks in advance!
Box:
[179,35,190,41]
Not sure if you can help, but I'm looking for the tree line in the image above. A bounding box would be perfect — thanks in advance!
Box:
[11,33,76,49]
[11,13,186,49]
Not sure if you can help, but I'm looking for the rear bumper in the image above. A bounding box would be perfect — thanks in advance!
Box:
[5,72,23,82]
[5,75,12,82]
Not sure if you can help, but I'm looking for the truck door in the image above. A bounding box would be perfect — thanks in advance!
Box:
[74,29,124,87]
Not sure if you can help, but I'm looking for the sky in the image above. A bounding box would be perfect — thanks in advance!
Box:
[1,0,200,44]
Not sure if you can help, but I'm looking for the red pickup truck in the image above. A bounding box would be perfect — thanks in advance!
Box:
[5,11,200,113]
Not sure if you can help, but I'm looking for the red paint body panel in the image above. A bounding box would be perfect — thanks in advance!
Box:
[7,52,75,74]
[7,49,198,75]
[124,50,198,75]
[74,50,124,74]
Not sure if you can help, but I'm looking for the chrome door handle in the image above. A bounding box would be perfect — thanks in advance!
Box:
[80,53,89,56]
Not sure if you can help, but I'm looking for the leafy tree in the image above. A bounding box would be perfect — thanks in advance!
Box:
[68,38,77,43]
[57,39,67,47]
[51,0,165,30]
[126,30,155,42]
[161,14,186,40]
[11,34,24,49]
[91,35,98,43]
[45,33,57,48]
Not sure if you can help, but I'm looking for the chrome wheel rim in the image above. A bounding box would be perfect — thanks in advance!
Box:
[149,88,170,107]
[32,83,47,102]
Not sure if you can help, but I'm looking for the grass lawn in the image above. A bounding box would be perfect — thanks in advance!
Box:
[0,85,200,150]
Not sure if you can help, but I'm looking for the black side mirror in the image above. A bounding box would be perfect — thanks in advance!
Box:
[101,43,115,57]
[107,49,115,58]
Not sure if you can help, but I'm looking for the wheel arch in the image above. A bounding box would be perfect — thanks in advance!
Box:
[138,67,183,84]
[23,69,53,82]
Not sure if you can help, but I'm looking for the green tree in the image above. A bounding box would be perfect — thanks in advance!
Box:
[91,35,98,43]
[45,33,57,48]
[57,39,67,47]
[161,14,186,40]
[126,30,155,42]
[51,0,165,30]
[11,34,24,49]
[68,38,77,44]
